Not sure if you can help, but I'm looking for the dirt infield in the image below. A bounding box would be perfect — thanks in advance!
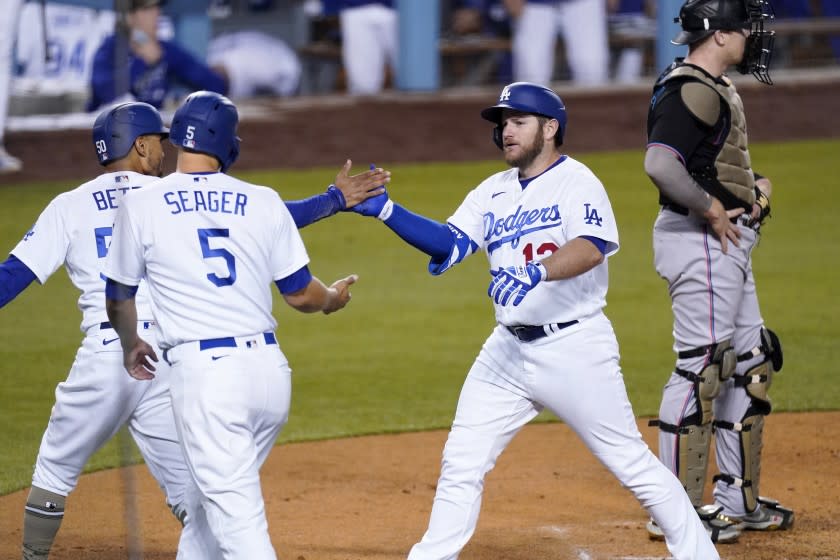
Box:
[1,412,839,559]
[2,74,839,558]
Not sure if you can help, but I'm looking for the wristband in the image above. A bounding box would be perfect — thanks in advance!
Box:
[533,261,548,281]
[377,199,395,221]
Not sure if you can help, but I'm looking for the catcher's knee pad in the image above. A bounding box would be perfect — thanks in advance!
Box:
[675,340,737,424]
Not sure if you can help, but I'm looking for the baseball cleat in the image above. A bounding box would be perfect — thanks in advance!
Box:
[647,505,742,544]
[736,497,795,531]
[696,504,742,544]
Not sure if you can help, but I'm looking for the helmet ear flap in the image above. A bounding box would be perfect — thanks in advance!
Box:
[492,126,503,150]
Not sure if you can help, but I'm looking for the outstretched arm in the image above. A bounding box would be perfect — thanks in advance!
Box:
[277,265,357,315]
[0,255,37,308]
[350,189,453,260]
[285,160,390,228]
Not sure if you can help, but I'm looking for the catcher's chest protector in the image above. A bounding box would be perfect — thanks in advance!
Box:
[664,65,756,206]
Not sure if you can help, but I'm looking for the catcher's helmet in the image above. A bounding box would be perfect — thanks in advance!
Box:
[92,102,168,166]
[169,91,240,172]
[480,82,567,150]
[673,0,775,83]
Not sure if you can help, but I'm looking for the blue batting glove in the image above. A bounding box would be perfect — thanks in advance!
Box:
[487,262,547,306]
[351,163,391,218]
[350,189,389,217]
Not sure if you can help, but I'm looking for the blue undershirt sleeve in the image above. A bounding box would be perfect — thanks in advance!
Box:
[274,265,313,295]
[285,186,345,229]
[580,235,608,255]
[105,278,139,300]
[381,204,454,260]
[0,255,38,308]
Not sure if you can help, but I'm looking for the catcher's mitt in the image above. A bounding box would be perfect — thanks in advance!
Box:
[752,186,771,228]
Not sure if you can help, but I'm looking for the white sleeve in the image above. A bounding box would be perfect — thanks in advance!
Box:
[563,177,620,256]
[102,198,145,286]
[10,198,69,284]
[270,194,310,280]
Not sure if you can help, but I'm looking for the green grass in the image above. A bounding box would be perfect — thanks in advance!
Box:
[1,139,838,494]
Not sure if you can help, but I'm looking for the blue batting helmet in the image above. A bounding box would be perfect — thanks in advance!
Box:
[480,82,568,149]
[169,91,240,172]
[92,102,168,166]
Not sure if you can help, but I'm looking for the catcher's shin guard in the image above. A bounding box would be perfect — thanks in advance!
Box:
[650,340,736,506]
[714,355,783,515]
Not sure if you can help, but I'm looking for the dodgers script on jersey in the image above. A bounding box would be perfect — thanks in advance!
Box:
[10,172,157,332]
[436,156,619,326]
[104,172,309,349]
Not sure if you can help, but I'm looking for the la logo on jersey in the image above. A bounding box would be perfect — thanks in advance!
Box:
[584,203,603,226]
[499,86,511,102]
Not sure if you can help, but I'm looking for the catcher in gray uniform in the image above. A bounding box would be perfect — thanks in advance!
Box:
[643,0,794,544]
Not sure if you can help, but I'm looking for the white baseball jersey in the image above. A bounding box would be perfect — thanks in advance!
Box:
[104,172,309,349]
[11,171,156,331]
[13,3,115,95]
[436,155,619,327]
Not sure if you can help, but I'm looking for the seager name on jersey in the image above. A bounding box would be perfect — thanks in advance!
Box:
[163,190,248,216]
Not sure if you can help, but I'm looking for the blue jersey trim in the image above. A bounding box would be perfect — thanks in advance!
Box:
[275,265,312,294]
[519,155,567,190]
[580,235,608,255]
[0,255,37,308]
[105,278,139,300]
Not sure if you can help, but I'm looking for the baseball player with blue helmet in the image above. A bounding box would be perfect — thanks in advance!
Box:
[102,91,359,559]
[1,102,205,559]
[644,0,793,544]
[351,82,719,559]
[1,97,387,558]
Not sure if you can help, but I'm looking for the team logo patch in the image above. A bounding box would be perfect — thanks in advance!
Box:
[23,229,35,241]
[584,203,603,226]
[499,85,511,102]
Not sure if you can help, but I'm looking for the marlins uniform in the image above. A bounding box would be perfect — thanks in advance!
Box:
[644,0,793,543]
[354,82,718,560]
[7,170,201,556]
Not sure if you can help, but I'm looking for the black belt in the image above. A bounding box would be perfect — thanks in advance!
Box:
[663,202,756,228]
[100,321,154,330]
[662,203,689,216]
[506,320,578,342]
[199,332,277,350]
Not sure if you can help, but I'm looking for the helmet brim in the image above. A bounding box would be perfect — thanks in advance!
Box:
[671,28,716,45]
[480,105,504,124]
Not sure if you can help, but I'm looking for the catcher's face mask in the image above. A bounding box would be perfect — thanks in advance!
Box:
[737,0,775,85]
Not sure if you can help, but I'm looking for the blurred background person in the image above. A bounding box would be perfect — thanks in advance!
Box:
[607,0,654,83]
[506,0,609,86]
[0,0,23,173]
[13,1,115,102]
[88,0,227,111]
[207,30,301,99]
[322,0,397,95]
[449,0,513,84]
